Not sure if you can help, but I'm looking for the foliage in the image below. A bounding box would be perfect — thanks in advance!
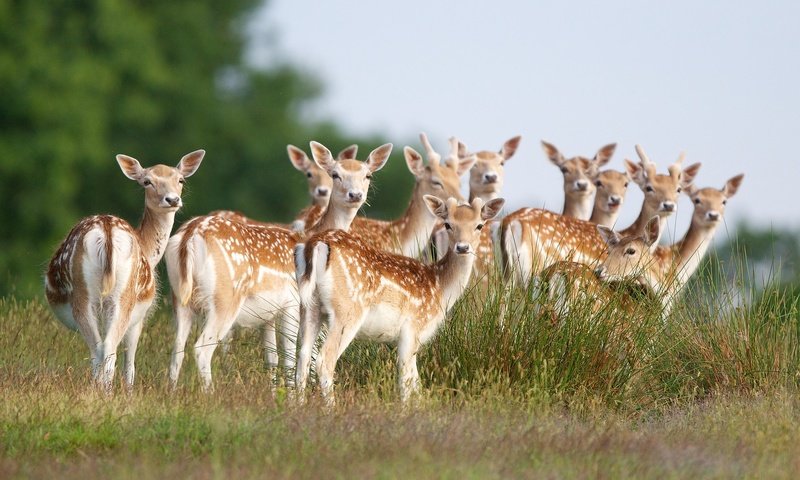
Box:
[0,0,413,297]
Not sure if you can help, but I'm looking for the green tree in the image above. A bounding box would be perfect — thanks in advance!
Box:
[0,0,412,297]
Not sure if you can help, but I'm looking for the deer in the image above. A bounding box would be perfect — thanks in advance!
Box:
[541,216,664,322]
[542,141,618,220]
[347,133,474,258]
[431,135,522,282]
[294,195,505,405]
[544,173,744,320]
[165,142,391,390]
[501,145,702,290]
[588,167,632,228]
[45,150,205,392]
[212,144,357,231]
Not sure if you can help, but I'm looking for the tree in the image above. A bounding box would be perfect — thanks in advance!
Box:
[0,0,412,297]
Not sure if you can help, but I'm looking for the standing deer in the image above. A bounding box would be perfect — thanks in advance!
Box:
[542,141,617,220]
[294,196,505,404]
[45,150,205,391]
[348,133,474,258]
[165,142,391,390]
[502,145,701,289]
[432,135,521,282]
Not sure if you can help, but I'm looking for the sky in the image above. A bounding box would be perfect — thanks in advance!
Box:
[247,0,800,242]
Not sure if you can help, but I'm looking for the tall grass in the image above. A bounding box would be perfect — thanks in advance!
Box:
[1,251,799,477]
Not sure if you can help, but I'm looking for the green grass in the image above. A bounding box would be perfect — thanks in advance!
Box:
[1,257,799,478]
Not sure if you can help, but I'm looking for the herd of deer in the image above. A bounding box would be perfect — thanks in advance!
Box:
[44,134,744,404]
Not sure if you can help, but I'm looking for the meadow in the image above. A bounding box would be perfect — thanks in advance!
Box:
[2,255,799,479]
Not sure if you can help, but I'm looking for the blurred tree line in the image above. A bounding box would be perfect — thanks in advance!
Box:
[0,0,413,297]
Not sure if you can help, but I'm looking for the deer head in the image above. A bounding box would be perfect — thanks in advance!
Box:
[466,135,522,201]
[116,150,205,212]
[595,216,661,284]
[310,141,392,211]
[424,196,505,255]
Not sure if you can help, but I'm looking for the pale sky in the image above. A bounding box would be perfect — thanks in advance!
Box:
[247,0,800,242]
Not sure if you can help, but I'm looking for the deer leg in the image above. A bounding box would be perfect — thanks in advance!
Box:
[169,300,194,389]
[278,303,299,387]
[123,301,150,391]
[295,303,322,397]
[397,326,421,402]
[194,299,243,392]
[316,306,365,407]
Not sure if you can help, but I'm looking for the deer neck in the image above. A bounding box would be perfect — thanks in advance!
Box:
[672,219,718,289]
[396,185,438,257]
[562,195,593,221]
[137,206,176,267]
[469,190,499,202]
[434,249,476,313]
[311,202,360,234]
[589,207,620,228]
[620,205,666,241]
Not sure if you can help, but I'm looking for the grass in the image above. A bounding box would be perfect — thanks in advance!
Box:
[1,254,799,478]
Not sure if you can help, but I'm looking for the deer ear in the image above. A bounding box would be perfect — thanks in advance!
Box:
[457,140,469,159]
[680,162,702,188]
[594,143,616,167]
[683,183,699,197]
[287,145,311,171]
[625,159,646,186]
[116,154,145,180]
[456,155,477,176]
[404,146,425,177]
[643,216,661,247]
[310,141,337,173]
[423,194,448,220]
[337,144,358,160]
[722,174,744,198]
[481,198,505,221]
[597,225,621,247]
[501,136,522,161]
[177,150,205,178]
[541,140,564,166]
[366,143,392,173]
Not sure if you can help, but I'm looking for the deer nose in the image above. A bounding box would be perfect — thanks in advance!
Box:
[316,187,329,197]
[165,195,181,207]
[347,191,363,203]
[594,266,607,279]
[484,172,498,184]
[661,201,676,212]
[609,195,622,206]
[575,180,589,191]
[455,243,470,254]
[707,211,720,221]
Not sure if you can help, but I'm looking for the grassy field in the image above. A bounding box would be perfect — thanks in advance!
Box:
[2,265,800,478]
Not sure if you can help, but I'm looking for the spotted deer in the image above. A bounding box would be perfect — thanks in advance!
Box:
[588,167,632,227]
[542,216,663,320]
[165,142,391,390]
[45,150,205,391]
[542,141,617,220]
[348,133,474,258]
[212,144,357,231]
[502,145,701,288]
[545,173,744,318]
[294,196,505,404]
[432,135,521,281]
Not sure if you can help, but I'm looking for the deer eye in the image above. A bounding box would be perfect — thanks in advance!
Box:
[366,174,372,180]
[476,224,484,231]
[444,222,452,231]
[645,185,654,193]
[306,172,312,178]
[143,179,152,187]
[722,199,727,205]
[624,182,629,187]
[178,178,185,184]
[677,187,682,193]
[560,167,568,174]
[594,180,602,187]
[432,181,443,189]
[694,198,701,204]
[331,172,340,180]
[625,247,636,255]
